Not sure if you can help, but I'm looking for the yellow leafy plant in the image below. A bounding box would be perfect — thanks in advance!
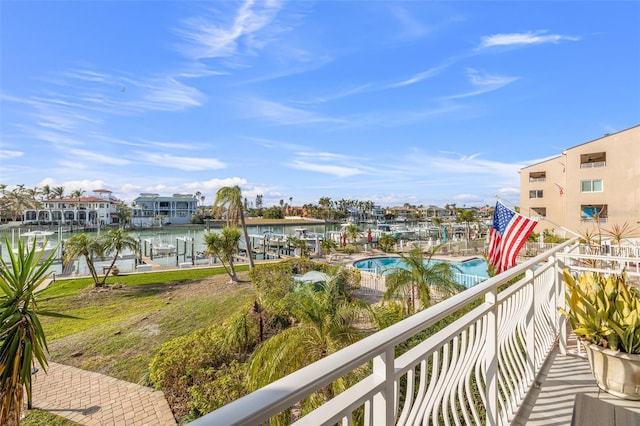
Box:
[559,269,640,353]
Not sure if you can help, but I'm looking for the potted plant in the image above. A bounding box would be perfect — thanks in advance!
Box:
[559,269,640,400]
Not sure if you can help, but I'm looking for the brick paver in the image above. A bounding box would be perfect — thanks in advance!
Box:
[32,362,176,426]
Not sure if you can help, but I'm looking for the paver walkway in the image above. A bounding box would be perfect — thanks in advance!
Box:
[32,362,176,426]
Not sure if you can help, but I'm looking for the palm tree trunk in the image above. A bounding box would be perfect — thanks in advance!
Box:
[100,250,120,286]
[84,255,102,287]
[239,211,255,269]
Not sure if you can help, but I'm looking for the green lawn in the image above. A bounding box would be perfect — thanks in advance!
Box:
[23,409,81,426]
[39,265,255,383]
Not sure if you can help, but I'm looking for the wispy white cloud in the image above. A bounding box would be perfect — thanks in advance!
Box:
[389,5,429,39]
[126,76,206,112]
[289,160,363,178]
[137,152,227,171]
[291,84,372,104]
[440,68,518,100]
[0,150,23,160]
[296,151,351,161]
[175,0,285,60]
[388,66,446,88]
[479,30,580,49]
[67,149,132,166]
[243,97,344,126]
[405,150,526,181]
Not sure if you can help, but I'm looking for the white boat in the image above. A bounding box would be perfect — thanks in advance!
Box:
[145,233,176,256]
[14,230,57,259]
[291,228,324,252]
[153,241,176,256]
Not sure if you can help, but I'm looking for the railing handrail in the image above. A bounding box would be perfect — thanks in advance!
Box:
[191,238,579,425]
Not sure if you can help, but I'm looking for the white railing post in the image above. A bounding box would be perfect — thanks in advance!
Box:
[556,253,568,355]
[525,269,535,381]
[372,347,395,425]
[485,288,499,425]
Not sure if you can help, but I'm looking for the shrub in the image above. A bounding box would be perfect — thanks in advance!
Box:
[148,326,232,418]
[187,360,249,418]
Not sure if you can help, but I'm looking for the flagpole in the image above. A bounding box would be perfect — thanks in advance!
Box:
[494,197,583,239]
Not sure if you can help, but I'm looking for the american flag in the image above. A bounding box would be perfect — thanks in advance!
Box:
[487,202,538,273]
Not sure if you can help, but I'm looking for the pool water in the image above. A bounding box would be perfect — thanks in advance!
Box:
[353,257,489,278]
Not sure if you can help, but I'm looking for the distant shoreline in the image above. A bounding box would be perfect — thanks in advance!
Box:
[207,218,328,227]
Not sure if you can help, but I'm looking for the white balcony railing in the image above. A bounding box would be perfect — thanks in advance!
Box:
[191,239,585,426]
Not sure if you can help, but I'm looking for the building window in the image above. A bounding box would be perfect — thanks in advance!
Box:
[531,207,547,217]
[581,205,608,223]
[581,179,603,193]
[580,152,606,168]
[529,190,543,199]
[529,171,546,182]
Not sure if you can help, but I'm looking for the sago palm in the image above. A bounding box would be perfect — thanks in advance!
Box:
[0,238,66,425]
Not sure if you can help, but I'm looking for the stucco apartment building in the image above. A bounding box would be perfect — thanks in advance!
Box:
[519,125,639,237]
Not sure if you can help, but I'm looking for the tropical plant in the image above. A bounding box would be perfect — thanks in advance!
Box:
[149,326,234,419]
[213,186,255,269]
[287,237,308,257]
[223,309,259,361]
[344,224,360,247]
[378,234,397,253]
[456,208,476,241]
[604,222,639,255]
[558,269,640,353]
[115,204,132,229]
[246,276,375,422]
[383,246,461,315]
[204,227,242,283]
[320,238,337,257]
[63,233,105,287]
[0,238,67,425]
[99,229,138,284]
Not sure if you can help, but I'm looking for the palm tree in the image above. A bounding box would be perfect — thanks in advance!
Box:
[99,229,138,285]
[383,246,460,315]
[247,276,374,421]
[456,208,476,241]
[345,224,360,247]
[0,238,63,425]
[115,204,132,229]
[204,227,242,283]
[63,233,105,287]
[69,189,85,198]
[321,238,337,258]
[318,197,332,221]
[378,234,397,253]
[213,186,255,269]
[52,186,65,199]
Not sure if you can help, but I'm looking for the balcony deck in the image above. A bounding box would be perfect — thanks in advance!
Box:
[515,335,640,425]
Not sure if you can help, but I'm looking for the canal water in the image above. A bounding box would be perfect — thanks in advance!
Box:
[0,223,341,277]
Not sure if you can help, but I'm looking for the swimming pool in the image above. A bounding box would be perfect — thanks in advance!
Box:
[353,256,489,278]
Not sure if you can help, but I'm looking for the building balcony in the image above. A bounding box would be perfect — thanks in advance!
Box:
[190,240,640,425]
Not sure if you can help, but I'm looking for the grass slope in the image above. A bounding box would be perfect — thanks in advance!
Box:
[39,266,255,383]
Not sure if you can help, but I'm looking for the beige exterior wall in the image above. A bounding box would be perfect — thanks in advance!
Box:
[520,125,640,238]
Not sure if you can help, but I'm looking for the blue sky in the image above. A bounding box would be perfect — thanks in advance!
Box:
[1,1,639,208]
